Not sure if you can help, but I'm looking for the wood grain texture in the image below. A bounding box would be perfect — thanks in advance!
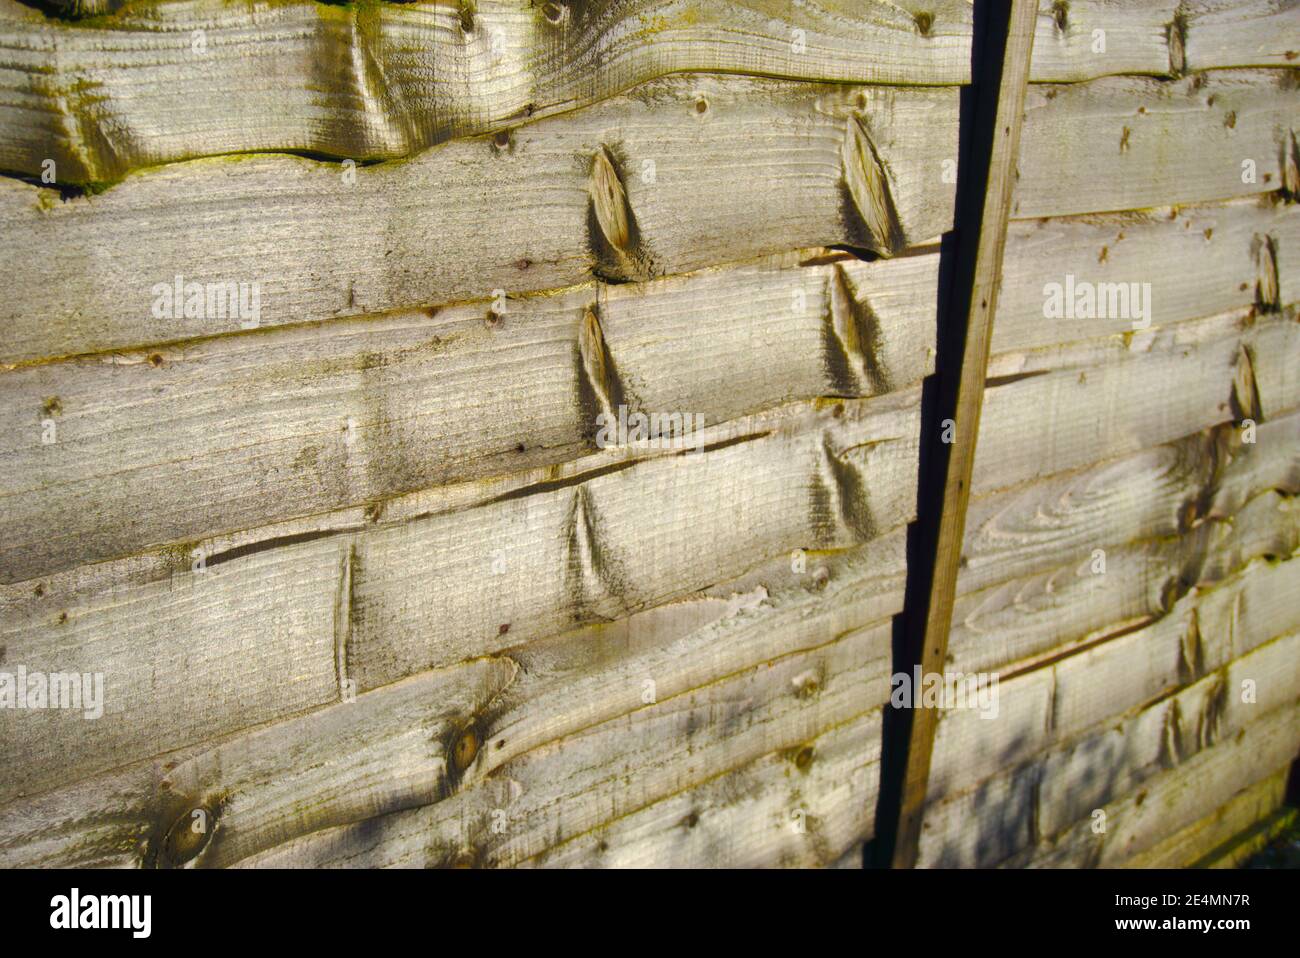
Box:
[0,528,908,867]
[1183,0,1300,73]
[0,249,938,580]
[952,486,1300,678]
[0,392,919,805]
[5,404,1293,864]
[972,310,1300,496]
[1124,768,1290,868]
[4,318,1294,802]
[929,562,1300,809]
[2,69,1292,365]
[235,623,894,869]
[918,592,1300,868]
[7,226,1289,582]
[0,0,978,184]
[0,74,958,364]
[1023,694,1300,868]
[0,534,347,804]
[344,388,920,689]
[1013,70,1298,219]
[0,0,1232,184]
[993,196,1300,356]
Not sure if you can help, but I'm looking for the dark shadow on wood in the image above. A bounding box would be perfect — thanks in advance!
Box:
[870,0,1016,869]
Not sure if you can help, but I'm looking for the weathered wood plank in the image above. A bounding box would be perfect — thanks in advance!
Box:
[1013,70,1298,219]
[522,711,882,868]
[0,0,1222,185]
[5,337,1294,802]
[2,69,1291,366]
[1183,0,1300,74]
[345,388,920,688]
[1024,696,1300,867]
[7,242,1292,586]
[0,249,937,580]
[0,392,917,808]
[918,620,1300,867]
[1125,769,1290,868]
[0,535,346,805]
[952,404,1300,671]
[935,553,1300,812]
[0,73,958,364]
[993,197,1300,356]
[972,310,1300,496]
[0,0,978,185]
[0,545,903,867]
[236,622,894,869]
[952,487,1300,677]
[0,654,517,866]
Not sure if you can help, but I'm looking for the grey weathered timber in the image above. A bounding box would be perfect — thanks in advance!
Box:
[0,75,959,364]
[0,249,939,580]
[0,0,1237,184]
[1013,70,1298,219]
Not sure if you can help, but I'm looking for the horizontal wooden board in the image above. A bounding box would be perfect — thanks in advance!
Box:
[1024,696,1300,868]
[1,0,1234,184]
[235,624,893,869]
[973,309,1300,496]
[0,0,977,185]
[520,711,882,868]
[952,485,1300,678]
[918,620,1300,867]
[993,196,1300,356]
[6,328,1296,802]
[1183,0,1300,73]
[4,263,1293,586]
[3,70,1293,367]
[0,249,938,580]
[1013,70,1297,219]
[0,534,347,805]
[0,392,918,805]
[0,535,905,866]
[1125,769,1290,868]
[345,389,920,689]
[0,74,958,364]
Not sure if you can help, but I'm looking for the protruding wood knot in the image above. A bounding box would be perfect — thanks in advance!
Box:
[842,116,904,256]
[913,11,933,36]
[449,849,478,868]
[578,306,618,421]
[1167,12,1187,77]
[491,129,513,153]
[541,1,566,25]
[1283,131,1299,201]
[160,803,215,867]
[1231,342,1262,425]
[1252,234,1279,314]
[453,727,480,772]
[589,146,633,253]
[792,745,815,772]
[1051,1,1068,33]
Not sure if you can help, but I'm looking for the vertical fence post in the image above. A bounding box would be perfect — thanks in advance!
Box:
[888,0,1040,870]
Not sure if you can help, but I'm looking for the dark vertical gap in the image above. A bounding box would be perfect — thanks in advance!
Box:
[867,0,1015,869]
[1285,758,1300,807]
